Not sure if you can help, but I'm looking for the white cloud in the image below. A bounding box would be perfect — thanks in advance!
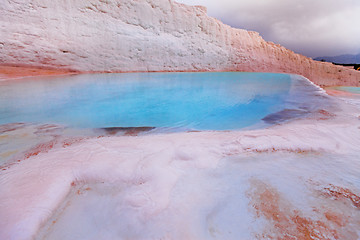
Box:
[176,0,360,58]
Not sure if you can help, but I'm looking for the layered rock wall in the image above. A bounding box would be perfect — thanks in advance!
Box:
[1,0,359,86]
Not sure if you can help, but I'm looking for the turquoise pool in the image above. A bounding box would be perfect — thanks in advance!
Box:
[0,72,327,131]
[334,86,360,95]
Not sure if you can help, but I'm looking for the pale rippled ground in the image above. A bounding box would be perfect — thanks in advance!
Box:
[1,79,360,240]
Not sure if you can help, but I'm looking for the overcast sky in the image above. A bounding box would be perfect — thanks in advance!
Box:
[176,0,360,58]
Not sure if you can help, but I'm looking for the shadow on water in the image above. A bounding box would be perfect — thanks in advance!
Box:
[262,109,309,125]
[98,126,156,136]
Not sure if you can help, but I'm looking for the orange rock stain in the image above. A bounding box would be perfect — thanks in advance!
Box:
[248,179,359,240]
[24,140,57,159]
[321,184,360,209]
[0,65,78,81]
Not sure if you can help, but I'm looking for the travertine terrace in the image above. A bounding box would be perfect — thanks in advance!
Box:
[1,1,360,239]
[1,0,359,86]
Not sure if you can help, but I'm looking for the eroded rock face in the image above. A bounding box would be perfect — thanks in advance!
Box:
[1,0,359,86]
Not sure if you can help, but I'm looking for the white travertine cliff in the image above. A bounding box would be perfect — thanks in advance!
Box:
[1,0,359,86]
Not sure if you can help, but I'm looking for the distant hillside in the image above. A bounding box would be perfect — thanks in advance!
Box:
[314,53,360,64]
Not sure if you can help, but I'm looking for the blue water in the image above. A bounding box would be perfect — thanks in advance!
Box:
[0,72,325,131]
[335,87,360,95]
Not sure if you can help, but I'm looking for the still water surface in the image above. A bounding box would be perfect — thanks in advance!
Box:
[0,72,326,131]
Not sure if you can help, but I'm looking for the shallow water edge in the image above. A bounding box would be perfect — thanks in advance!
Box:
[1,74,360,240]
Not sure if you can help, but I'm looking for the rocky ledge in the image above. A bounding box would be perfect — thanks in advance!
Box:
[1,0,359,87]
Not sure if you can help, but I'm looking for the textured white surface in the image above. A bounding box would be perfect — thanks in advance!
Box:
[1,0,360,86]
[1,89,360,239]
